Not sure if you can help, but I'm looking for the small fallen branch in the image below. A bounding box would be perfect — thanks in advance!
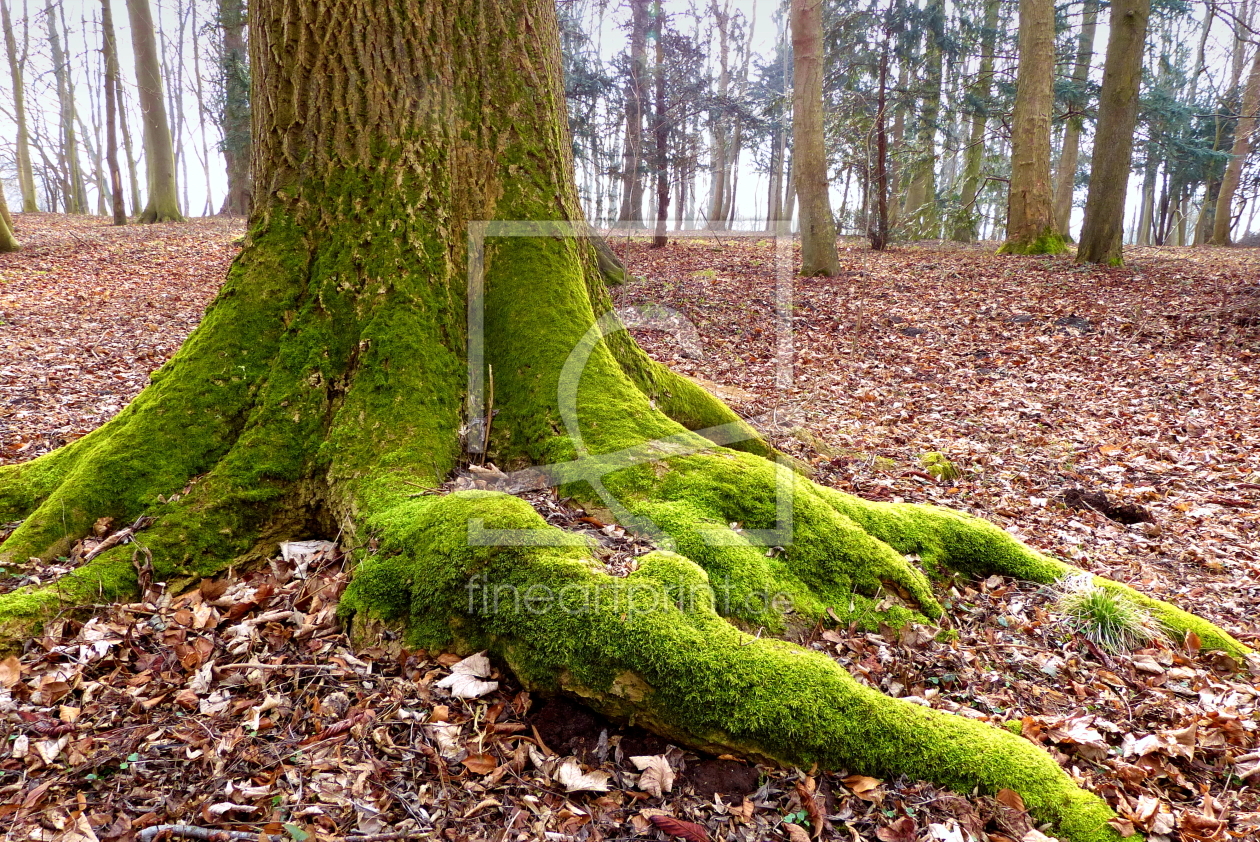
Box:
[137,827,430,842]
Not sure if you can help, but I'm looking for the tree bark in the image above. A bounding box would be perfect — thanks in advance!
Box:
[102,0,128,224]
[999,0,1065,254]
[0,7,1246,842]
[217,0,252,216]
[870,36,890,251]
[1077,0,1149,264]
[1,0,38,212]
[950,0,1001,242]
[1211,47,1260,245]
[651,0,669,248]
[618,0,649,226]
[902,0,944,239]
[1051,0,1098,239]
[45,0,86,214]
[790,0,839,275]
[126,0,184,223]
[0,189,18,252]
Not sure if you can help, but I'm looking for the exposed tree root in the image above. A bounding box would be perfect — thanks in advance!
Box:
[342,491,1119,842]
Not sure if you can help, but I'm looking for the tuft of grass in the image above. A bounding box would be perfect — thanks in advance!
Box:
[1054,574,1167,653]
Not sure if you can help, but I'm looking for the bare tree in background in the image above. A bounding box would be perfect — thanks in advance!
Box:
[102,0,127,224]
[791,0,839,275]
[126,0,184,222]
[2,0,39,212]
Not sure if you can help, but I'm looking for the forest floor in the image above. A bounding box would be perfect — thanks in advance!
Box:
[1,214,1259,842]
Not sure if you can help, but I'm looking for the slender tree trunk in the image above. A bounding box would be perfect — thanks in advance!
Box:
[1211,47,1260,244]
[782,148,796,233]
[217,0,251,215]
[126,0,184,222]
[651,0,669,248]
[102,0,127,224]
[766,123,784,231]
[706,0,732,230]
[618,0,649,226]
[870,37,890,251]
[902,0,944,239]
[791,0,839,275]
[1077,0,1149,264]
[1136,148,1158,246]
[190,0,214,216]
[45,0,85,214]
[117,77,142,214]
[1051,0,1098,238]
[888,63,907,232]
[951,0,1000,242]
[2,0,38,212]
[999,0,1065,254]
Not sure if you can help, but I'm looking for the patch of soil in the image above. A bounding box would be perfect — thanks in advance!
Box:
[1061,487,1155,524]
[682,758,761,804]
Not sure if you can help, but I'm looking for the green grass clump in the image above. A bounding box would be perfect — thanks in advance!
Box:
[1055,574,1167,652]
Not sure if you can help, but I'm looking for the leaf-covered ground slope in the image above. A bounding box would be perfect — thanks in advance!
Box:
[0,215,1258,842]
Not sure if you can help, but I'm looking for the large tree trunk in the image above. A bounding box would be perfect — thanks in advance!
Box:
[0,5,1246,842]
[999,0,1065,254]
[790,0,839,275]
[1077,0,1149,264]
[1051,0,1099,239]
[950,0,1000,242]
[1211,47,1260,245]
[126,0,184,223]
[217,0,252,216]
[1,0,38,212]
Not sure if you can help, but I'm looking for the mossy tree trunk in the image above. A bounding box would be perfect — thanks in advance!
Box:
[0,4,1249,841]
[998,0,1066,255]
[1077,0,1149,265]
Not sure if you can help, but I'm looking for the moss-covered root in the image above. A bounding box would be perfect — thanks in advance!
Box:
[341,491,1129,842]
[0,545,140,647]
[815,488,1251,659]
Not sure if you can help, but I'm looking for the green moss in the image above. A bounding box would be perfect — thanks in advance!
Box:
[998,228,1069,256]
[342,491,1128,842]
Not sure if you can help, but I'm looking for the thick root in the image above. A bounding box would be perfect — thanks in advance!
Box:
[0,217,311,566]
[341,491,1127,842]
[590,447,1250,658]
